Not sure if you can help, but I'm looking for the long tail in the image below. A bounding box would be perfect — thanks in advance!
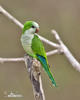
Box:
[37,55,56,87]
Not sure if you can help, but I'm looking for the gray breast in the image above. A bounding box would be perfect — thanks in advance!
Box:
[21,33,34,54]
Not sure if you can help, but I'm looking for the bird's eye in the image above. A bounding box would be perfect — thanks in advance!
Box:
[32,26,35,28]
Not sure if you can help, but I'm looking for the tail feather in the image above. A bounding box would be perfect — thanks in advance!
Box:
[47,68,56,87]
[37,54,56,87]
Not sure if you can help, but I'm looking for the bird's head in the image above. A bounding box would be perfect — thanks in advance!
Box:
[22,21,39,34]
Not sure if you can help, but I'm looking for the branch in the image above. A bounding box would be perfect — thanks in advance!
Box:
[24,55,45,100]
[0,57,24,63]
[0,49,58,63]
[0,49,59,63]
[51,30,80,71]
[46,49,59,56]
[0,6,23,28]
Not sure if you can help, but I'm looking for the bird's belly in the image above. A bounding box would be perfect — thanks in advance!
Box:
[21,34,35,57]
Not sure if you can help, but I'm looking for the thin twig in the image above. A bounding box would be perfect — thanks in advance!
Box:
[0,6,23,28]
[51,30,80,71]
[46,49,59,56]
[0,57,24,63]
[0,49,57,64]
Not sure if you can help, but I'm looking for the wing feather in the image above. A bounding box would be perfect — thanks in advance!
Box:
[32,35,47,59]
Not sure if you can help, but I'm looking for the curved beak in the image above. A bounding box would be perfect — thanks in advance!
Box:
[35,28,39,33]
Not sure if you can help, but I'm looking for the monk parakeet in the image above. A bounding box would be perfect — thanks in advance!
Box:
[21,21,56,87]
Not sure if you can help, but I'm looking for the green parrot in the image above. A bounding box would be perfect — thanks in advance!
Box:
[21,21,56,87]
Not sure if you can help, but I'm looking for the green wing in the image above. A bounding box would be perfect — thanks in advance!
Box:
[32,35,47,60]
[32,35,56,86]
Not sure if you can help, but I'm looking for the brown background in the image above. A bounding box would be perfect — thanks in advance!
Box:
[0,0,80,100]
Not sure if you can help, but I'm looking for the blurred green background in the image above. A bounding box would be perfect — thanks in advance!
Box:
[0,0,80,100]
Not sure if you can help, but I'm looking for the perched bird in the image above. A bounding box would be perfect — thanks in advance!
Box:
[21,21,56,87]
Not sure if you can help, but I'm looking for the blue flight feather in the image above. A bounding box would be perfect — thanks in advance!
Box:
[36,54,56,87]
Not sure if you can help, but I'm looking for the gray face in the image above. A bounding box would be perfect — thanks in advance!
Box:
[23,21,39,35]
[30,22,39,34]
[32,22,39,29]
